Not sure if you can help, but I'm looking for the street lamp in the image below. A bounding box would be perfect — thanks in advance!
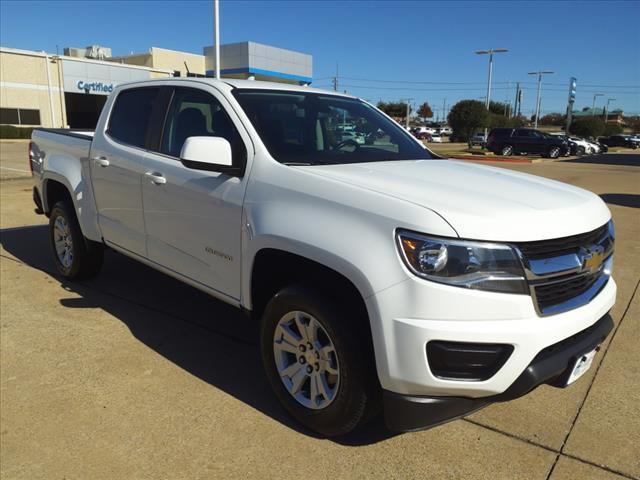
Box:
[528,70,554,129]
[475,49,508,110]
[592,93,604,116]
[604,98,616,124]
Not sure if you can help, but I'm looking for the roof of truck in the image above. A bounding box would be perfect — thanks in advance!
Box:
[116,77,356,99]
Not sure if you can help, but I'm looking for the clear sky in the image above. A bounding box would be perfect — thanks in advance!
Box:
[1,0,638,117]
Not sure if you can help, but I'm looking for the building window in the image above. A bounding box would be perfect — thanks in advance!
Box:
[0,108,41,126]
[18,109,41,125]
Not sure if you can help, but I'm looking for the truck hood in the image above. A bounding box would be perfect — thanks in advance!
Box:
[300,159,610,241]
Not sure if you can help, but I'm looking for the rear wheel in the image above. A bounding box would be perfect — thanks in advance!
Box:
[576,146,586,156]
[500,144,514,156]
[547,146,561,158]
[49,201,103,279]
[261,285,379,436]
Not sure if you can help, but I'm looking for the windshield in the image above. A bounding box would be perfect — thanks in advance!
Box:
[232,89,433,165]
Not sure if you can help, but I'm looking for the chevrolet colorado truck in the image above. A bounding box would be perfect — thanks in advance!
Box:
[30,78,616,436]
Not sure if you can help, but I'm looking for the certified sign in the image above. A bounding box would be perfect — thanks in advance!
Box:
[77,81,114,94]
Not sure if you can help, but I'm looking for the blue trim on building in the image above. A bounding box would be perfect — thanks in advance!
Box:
[205,67,312,83]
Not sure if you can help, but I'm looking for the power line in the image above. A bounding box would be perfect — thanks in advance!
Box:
[314,75,639,90]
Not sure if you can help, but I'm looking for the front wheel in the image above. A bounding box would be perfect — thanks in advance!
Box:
[260,285,379,436]
[49,201,103,279]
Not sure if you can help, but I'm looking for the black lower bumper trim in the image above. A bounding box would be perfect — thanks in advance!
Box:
[384,313,613,432]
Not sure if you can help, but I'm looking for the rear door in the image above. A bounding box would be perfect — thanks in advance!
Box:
[90,87,167,256]
[512,129,538,153]
[140,84,252,300]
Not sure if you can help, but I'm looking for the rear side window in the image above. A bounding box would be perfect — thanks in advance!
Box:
[107,88,160,148]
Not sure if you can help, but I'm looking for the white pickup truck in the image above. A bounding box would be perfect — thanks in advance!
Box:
[30,78,616,436]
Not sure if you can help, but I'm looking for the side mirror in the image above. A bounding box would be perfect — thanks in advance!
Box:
[180,136,233,172]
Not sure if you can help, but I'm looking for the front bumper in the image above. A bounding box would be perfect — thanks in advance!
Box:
[384,312,613,431]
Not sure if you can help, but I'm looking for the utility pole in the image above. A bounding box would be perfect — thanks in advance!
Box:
[592,93,604,116]
[332,63,338,91]
[213,0,220,79]
[442,98,446,124]
[565,77,577,134]
[404,98,414,129]
[513,82,520,118]
[604,98,616,124]
[528,70,554,129]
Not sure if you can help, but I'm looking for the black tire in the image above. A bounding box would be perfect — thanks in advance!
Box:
[576,146,585,156]
[500,144,514,156]
[547,146,561,159]
[260,285,380,437]
[49,200,103,279]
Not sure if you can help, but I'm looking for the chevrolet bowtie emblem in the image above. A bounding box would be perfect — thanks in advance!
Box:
[579,245,605,274]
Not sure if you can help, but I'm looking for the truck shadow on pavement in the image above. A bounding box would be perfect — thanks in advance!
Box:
[0,224,396,446]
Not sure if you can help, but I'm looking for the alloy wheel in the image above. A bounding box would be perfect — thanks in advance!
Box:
[273,310,340,410]
[53,216,74,269]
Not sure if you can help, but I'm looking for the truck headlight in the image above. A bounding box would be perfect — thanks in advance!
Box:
[396,230,528,294]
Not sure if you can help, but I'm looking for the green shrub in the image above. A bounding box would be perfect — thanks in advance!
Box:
[447,100,489,142]
[604,123,623,136]
[0,125,35,139]
[569,117,605,139]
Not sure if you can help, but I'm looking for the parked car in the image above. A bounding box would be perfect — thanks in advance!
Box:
[438,126,452,136]
[598,135,640,149]
[487,128,569,158]
[469,132,487,147]
[429,133,443,143]
[410,128,431,141]
[30,78,616,437]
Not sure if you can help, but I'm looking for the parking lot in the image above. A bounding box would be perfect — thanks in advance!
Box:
[1,142,639,479]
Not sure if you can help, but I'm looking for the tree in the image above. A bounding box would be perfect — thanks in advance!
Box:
[488,113,525,129]
[377,101,409,119]
[488,101,510,116]
[569,117,605,138]
[540,113,566,126]
[604,123,623,136]
[624,116,640,133]
[447,100,489,141]
[417,102,433,121]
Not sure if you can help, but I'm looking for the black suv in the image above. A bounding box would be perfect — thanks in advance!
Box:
[487,128,568,158]
[598,135,639,149]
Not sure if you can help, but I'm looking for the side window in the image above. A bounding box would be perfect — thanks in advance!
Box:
[515,129,533,137]
[160,88,246,164]
[107,88,160,148]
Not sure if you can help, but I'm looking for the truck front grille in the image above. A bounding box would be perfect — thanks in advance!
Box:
[517,223,608,259]
[534,273,603,312]
[514,223,613,316]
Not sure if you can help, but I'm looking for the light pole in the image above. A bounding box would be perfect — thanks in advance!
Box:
[213,0,220,79]
[528,70,554,129]
[592,93,604,116]
[604,98,616,124]
[475,48,508,111]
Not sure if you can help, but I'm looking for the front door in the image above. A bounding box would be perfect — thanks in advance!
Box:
[141,85,251,300]
[90,87,162,256]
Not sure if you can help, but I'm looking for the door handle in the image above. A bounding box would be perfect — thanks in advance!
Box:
[145,171,167,185]
[92,156,110,167]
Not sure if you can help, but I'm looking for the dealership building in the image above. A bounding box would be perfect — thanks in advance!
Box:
[0,42,313,129]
